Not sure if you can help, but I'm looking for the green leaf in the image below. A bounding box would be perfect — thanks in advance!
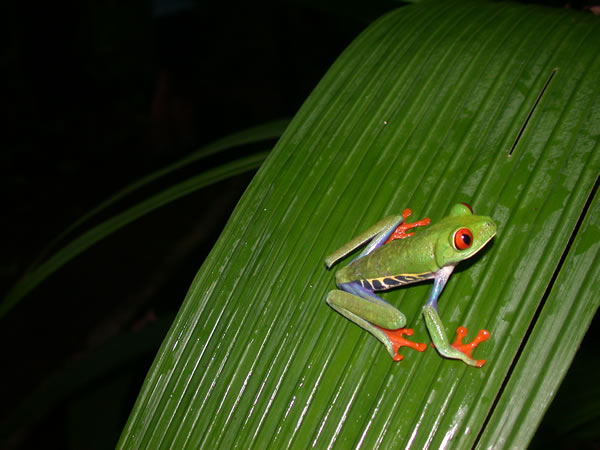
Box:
[118,1,600,448]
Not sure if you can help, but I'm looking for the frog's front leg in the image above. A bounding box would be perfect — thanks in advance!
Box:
[326,282,427,361]
[423,266,490,367]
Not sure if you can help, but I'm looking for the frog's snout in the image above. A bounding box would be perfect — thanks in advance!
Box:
[484,218,497,237]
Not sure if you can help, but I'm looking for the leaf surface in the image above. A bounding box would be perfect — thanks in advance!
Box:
[119,2,600,448]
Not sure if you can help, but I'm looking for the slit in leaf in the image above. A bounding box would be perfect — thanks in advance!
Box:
[508,68,558,157]
[475,174,599,445]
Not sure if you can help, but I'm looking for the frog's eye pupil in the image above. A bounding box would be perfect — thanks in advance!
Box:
[454,228,473,250]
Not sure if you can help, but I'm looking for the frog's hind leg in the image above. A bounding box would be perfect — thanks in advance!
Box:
[325,215,405,268]
[325,209,431,269]
[326,282,427,361]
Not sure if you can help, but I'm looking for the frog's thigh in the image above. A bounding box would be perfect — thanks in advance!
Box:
[326,290,406,330]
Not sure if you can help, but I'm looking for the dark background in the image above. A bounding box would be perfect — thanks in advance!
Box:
[1,2,376,448]
[1,1,598,449]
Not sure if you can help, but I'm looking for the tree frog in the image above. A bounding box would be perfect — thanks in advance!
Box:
[325,203,496,367]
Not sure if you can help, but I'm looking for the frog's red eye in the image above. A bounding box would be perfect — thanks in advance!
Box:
[454,228,473,250]
[461,202,473,213]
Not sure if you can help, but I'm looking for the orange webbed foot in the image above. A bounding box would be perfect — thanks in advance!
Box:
[376,326,427,361]
[451,326,490,368]
[385,208,431,244]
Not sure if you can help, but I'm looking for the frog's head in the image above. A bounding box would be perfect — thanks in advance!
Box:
[434,203,496,268]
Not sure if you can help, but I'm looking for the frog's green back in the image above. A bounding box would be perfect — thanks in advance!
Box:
[336,232,439,285]
[118,2,600,450]
[337,211,496,284]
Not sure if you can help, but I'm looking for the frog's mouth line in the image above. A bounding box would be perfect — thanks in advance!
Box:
[463,232,496,261]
